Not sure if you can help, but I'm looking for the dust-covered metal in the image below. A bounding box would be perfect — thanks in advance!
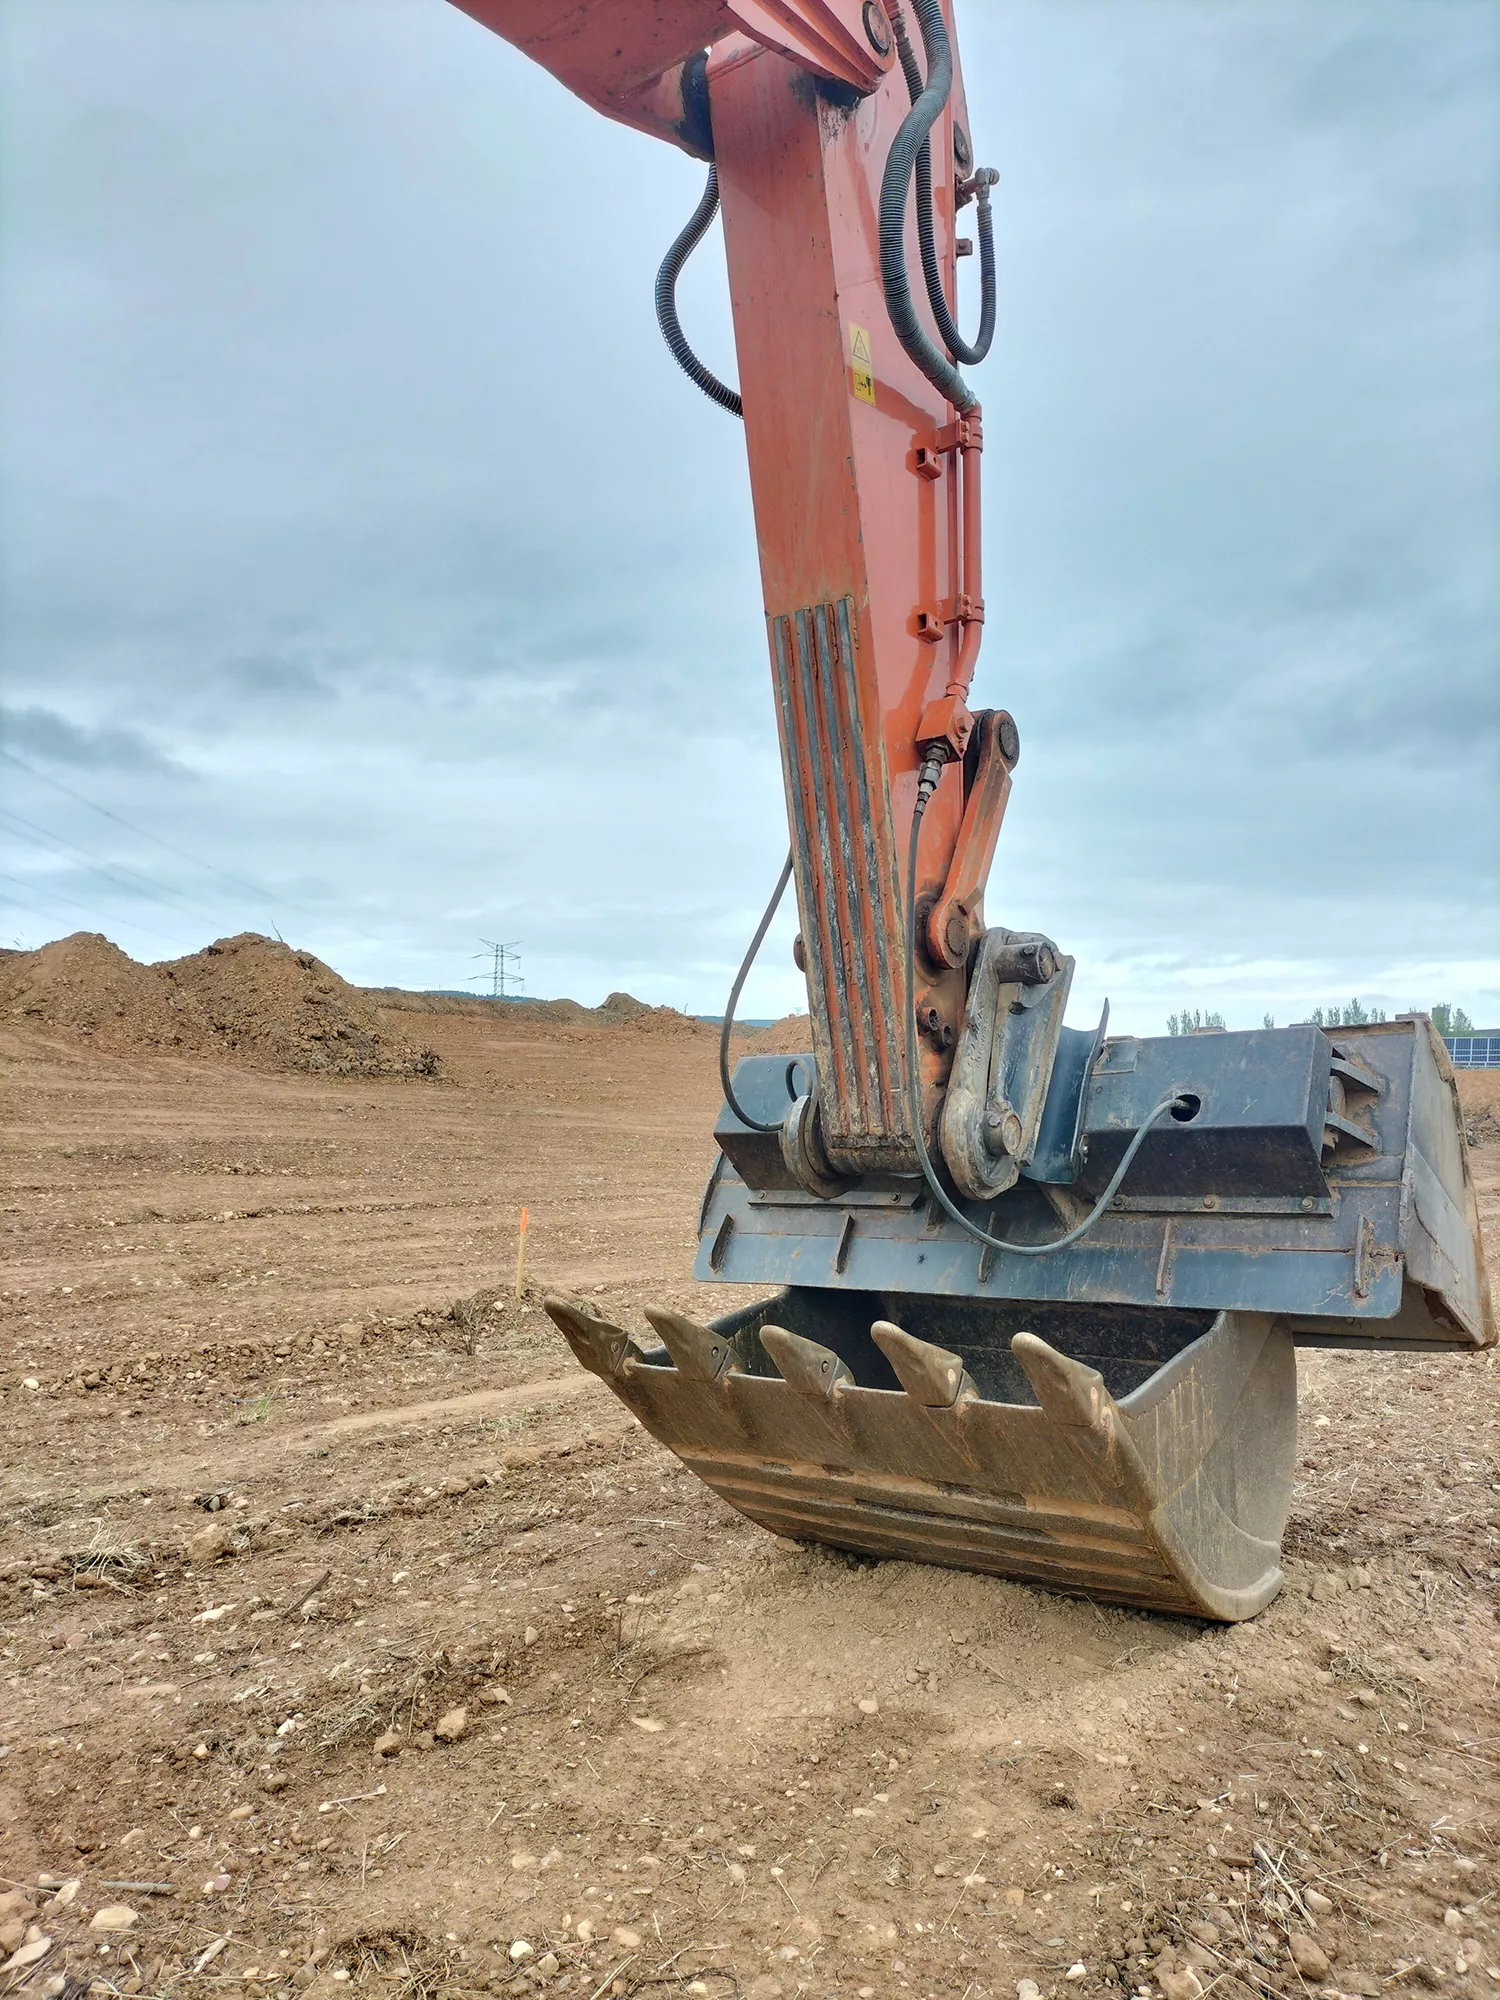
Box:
[939,925,1073,1199]
[700,1017,1494,1350]
[544,1289,1297,1622]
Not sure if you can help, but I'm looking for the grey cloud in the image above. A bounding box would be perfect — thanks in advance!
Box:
[223,656,332,698]
[0,704,179,773]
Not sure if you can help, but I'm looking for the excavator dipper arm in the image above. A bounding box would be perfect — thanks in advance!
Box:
[442,0,1493,1620]
[458,0,991,1180]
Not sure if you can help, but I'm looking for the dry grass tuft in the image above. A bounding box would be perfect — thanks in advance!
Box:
[57,1518,152,1585]
[316,1648,482,1749]
[446,1283,504,1355]
[1326,1644,1421,1708]
[333,1925,456,2000]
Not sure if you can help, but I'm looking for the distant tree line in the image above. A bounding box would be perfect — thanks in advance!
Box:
[1166,1008,1226,1036]
[1308,1000,1387,1027]
[1166,1001,1476,1035]
[1428,1003,1475,1037]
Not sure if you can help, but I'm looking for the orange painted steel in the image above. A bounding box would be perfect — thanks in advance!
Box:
[447,1,731,149]
[450,0,989,1173]
[447,1,893,148]
[927,706,1014,972]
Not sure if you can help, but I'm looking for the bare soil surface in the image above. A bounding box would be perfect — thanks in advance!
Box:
[1,1013,1496,2000]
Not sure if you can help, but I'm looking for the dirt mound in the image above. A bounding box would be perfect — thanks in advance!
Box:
[621,1004,711,1039]
[0,932,201,1046]
[597,989,649,1021]
[0,932,439,1077]
[745,1010,814,1053]
[164,934,440,1075]
[366,990,595,1026]
[370,984,705,1036]
[360,989,495,1018]
[589,990,708,1037]
[1457,1067,1500,1144]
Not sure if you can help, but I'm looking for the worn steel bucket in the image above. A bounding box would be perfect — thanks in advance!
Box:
[544,1290,1297,1622]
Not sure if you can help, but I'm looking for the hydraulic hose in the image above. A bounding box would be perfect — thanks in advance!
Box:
[655,166,743,418]
[878,0,975,411]
[902,787,1186,1254]
[657,176,780,1127]
[891,3,997,368]
[720,851,795,1133]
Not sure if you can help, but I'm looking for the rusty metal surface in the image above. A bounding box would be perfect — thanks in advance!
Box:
[545,1292,1297,1621]
[771,600,913,1174]
[939,926,1073,1200]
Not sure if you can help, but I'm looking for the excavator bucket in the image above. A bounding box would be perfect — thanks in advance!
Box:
[545,1016,1491,1622]
[547,1291,1296,1620]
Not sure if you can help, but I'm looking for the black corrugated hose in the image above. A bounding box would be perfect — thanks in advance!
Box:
[880,0,985,408]
[655,165,743,418]
[891,3,996,367]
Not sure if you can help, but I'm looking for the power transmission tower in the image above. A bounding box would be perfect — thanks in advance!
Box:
[471,938,523,1000]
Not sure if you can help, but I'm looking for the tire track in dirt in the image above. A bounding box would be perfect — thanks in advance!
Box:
[322,1371,600,1434]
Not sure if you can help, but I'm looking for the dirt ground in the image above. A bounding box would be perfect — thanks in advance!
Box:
[1,1012,1496,2000]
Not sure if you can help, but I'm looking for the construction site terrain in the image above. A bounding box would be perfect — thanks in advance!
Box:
[1,936,1497,2000]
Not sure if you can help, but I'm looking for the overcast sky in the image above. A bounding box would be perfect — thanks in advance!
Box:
[2,0,1497,1032]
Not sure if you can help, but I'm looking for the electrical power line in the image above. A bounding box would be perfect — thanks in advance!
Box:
[0,870,187,946]
[0,806,228,926]
[0,749,333,927]
[0,753,399,954]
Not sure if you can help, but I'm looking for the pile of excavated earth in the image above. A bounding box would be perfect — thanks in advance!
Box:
[0,934,440,1079]
[367,988,721,1039]
[0,935,817,1075]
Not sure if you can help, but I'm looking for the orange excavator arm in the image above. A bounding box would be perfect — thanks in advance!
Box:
[453,0,1005,1183]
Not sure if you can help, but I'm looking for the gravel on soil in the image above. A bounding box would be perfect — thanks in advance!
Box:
[0,1010,1495,2000]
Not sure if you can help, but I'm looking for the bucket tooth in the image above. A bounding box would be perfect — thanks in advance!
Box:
[1011,1330,1112,1429]
[870,1320,973,1408]
[643,1306,740,1382]
[760,1324,853,1398]
[543,1294,639,1380]
[1011,1331,1152,1505]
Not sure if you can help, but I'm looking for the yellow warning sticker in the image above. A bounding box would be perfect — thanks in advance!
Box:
[849,322,876,404]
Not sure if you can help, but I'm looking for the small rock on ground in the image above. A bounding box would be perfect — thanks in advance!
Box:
[188,1521,238,1565]
[89,1906,139,1932]
[1288,1933,1331,1980]
[1161,1970,1203,2000]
